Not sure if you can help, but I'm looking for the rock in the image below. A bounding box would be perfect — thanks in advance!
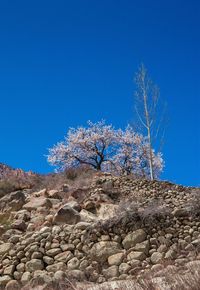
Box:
[128,259,141,268]
[97,204,119,220]
[64,200,81,212]
[46,262,67,272]
[0,191,25,212]
[80,209,97,223]
[90,241,122,263]
[54,270,66,280]
[43,256,54,265]
[119,263,131,274]
[3,265,15,275]
[122,229,146,249]
[0,275,12,287]
[26,259,44,272]
[23,197,52,211]
[157,244,167,253]
[108,252,124,266]
[53,205,80,225]
[0,243,12,256]
[60,244,75,252]
[165,248,176,259]
[133,240,149,254]
[34,188,47,197]
[191,239,200,246]
[48,190,61,199]
[13,271,22,281]
[21,272,32,285]
[127,251,146,261]
[54,251,73,263]
[16,263,25,272]
[74,222,91,230]
[11,220,27,231]
[5,280,20,290]
[102,265,119,279]
[67,257,80,270]
[151,252,163,264]
[67,270,85,281]
[14,210,30,222]
[46,248,62,257]
[31,251,43,259]
[172,208,189,217]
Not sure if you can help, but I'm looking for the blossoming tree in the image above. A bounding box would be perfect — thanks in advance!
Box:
[47,120,164,178]
[113,125,164,177]
[47,120,118,171]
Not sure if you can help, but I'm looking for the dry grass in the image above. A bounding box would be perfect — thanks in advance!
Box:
[30,166,95,192]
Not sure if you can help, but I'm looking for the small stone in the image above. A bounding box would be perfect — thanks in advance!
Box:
[67,270,85,281]
[3,265,15,276]
[102,265,119,279]
[26,259,44,272]
[31,251,43,259]
[43,256,54,265]
[122,229,146,249]
[119,263,131,274]
[54,270,66,280]
[21,271,32,285]
[0,243,12,255]
[151,252,163,264]
[127,251,146,261]
[0,276,12,287]
[108,252,124,266]
[67,257,80,270]
[54,251,73,263]
[16,263,25,273]
[46,262,67,272]
[46,248,61,257]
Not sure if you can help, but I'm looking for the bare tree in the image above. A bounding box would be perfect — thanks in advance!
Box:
[134,63,167,180]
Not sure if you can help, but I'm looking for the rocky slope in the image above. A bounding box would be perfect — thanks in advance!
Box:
[0,172,199,289]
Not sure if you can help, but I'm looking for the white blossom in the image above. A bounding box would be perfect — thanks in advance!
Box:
[47,121,164,178]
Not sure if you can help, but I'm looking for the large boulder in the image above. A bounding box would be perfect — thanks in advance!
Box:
[0,191,25,212]
[96,203,119,220]
[23,197,52,211]
[122,229,146,249]
[53,205,81,225]
[89,241,122,263]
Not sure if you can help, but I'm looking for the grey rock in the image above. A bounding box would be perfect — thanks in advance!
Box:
[122,229,146,249]
[26,259,44,272]
[53,205,80,225]
[90,241,122,263]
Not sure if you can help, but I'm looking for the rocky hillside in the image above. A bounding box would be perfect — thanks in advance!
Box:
[0,163,34,181]
[0,171,199,290]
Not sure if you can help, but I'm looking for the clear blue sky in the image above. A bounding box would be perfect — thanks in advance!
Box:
[0,0,199,186]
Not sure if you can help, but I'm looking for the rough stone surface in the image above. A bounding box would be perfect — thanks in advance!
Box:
[26,259,44,272]
[90,241,122,262]
[122,229,146,249]
[53,205,80,225]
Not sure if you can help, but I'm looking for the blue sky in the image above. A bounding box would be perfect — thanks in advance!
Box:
[0,0,199,186]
